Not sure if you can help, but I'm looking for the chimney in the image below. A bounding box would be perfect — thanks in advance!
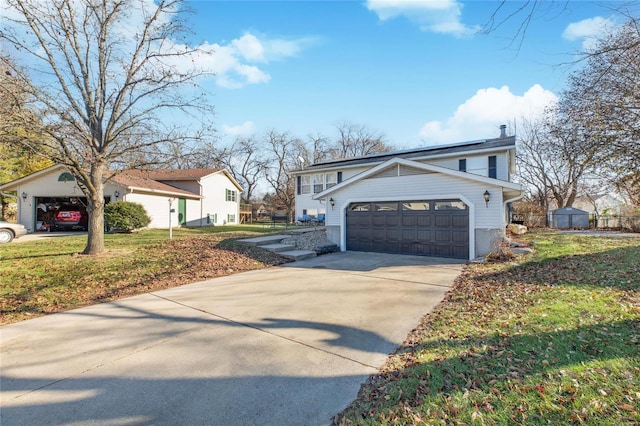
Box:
[499,124,507,138]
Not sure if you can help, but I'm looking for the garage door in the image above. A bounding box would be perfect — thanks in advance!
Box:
[346,200,469,259]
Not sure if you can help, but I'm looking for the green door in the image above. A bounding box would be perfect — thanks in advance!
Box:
[178,198,186,226]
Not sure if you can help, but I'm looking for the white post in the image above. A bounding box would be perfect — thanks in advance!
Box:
[168,198,174,239]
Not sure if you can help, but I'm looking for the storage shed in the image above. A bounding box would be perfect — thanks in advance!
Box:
[552,207,590,229]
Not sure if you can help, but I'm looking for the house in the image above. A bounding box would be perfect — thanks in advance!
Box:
[292,125,523,260]
[0,165,243,232]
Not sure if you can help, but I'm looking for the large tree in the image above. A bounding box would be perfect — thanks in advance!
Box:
[264,130,299,220]
[218,137,268,204]
[0,56,53,219]
[0,0,214,254]
[559,20,640,204]
[516,114,600,210]
[330,121,393,159]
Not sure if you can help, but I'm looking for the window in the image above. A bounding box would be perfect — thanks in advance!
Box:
[299,176,311,194]
[435,201,467,210]
[402,201,430,211]
[458,159,467,172]
[325,173,337,189]
[374,202,398,211]
[227,214,236,223]
[488,155,497,178]
[349,203,370,212]
[225,189,237,202]
[337,171,343,183]
[313,174,324,193]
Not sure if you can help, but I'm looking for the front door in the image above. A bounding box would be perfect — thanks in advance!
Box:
[178,198,186,226]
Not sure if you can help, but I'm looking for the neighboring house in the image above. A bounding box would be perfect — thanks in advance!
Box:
[0,165,243,232]
[292,125,523,260]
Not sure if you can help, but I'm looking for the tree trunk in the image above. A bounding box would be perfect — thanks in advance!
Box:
[83,163,105,255]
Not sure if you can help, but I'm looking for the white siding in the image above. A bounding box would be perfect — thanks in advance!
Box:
[125,192,174,229]
[199,173,240,225]
[421,151,510,180]
[295,166,368,219]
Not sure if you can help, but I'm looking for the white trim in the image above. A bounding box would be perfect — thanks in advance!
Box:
[313,157,522,200]
[339,193,476,260]
[0,165,67,191]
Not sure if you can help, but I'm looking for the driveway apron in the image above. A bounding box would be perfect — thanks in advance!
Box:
[1,251,463,425]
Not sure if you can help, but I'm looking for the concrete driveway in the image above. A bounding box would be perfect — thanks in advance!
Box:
[1,251,463,425]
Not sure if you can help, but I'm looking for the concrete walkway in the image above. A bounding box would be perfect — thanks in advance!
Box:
[1,252,463,426]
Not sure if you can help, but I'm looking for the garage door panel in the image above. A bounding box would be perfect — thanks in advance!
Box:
[347,199,469,259]
[452,215,467,228]
[386,229,401,240]
[372,216,386,226]
[435,215,451,227]
[402,216,417,226]
[385,216,400,226]
[452,231,468,243]
[417,229,431,240]
[402,229,416,240]
[417,216,432,227]
[435,230,451,242]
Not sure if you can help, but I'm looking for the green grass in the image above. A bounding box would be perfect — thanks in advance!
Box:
[0,225,282,324]
[336,231,640,425]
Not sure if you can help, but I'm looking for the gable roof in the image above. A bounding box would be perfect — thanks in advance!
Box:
[0,165,242,198]
[127,168,244,191]
[294,135,516,174]
[135,168,222,180]
[0,164,68,190]
[312,157,523,200]
[109,171,202,199]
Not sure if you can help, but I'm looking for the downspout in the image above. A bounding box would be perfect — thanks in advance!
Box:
[503,193,525,224]
[199,182,203,227]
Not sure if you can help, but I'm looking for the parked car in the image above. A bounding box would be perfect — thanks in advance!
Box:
[0,221,27,243]
[51,206,88,231]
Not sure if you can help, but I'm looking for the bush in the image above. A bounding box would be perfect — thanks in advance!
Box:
[104,201,151,232]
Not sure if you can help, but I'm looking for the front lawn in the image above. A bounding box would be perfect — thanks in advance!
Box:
[0,225,288,325]
[336,232,640,425]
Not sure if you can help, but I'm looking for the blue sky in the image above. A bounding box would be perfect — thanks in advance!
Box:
[0,0,622,149]
[183,0,620,148]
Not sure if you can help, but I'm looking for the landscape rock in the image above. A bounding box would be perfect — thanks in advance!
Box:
[507,223,528,235]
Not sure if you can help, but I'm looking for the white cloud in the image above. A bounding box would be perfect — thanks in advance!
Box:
[195,32,316,88]
[562,16,616,50]
[233,34,267,62]
[222,121,255,136]
[2,0,313,90]
[366,0,478,37]
[418,84,558,144]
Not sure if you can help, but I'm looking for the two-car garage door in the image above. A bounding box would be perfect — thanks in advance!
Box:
[346,200,469,259]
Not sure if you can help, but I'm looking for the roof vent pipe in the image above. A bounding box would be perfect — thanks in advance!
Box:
[499,124,507,138]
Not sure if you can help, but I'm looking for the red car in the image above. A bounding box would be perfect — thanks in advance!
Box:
[52,207,88,231]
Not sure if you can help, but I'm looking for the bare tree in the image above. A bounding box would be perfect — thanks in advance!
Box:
[559,20,640,204]
[218,137,267,204]
[481,1,569,52]
[263,130,298,220]
[0,0,215,254]
[297,132,330,166]
[330,121,394,159]
[516,115,599,209]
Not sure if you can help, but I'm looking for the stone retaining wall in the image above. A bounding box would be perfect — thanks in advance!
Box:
[282,229,337,252]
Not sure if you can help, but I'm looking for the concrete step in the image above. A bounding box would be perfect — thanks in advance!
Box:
[279,250,317,261]
[260,243,296,253]
[238,235,286,247]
